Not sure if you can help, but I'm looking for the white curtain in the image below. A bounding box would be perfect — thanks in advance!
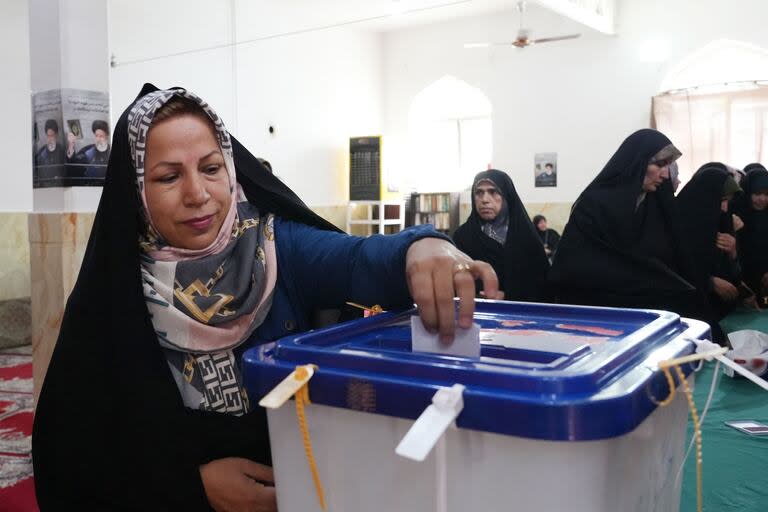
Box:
[652,86,768,186]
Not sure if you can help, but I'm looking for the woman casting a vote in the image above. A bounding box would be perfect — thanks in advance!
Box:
[32,84,501,511]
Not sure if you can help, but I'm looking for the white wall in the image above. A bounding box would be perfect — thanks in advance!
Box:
[107,0,768,208]
[108,0,236,125]
[58,0,109,92]
[1,0,32,212]
[109,0,382,207]
[234,30,382,206]
[382,0,768,203]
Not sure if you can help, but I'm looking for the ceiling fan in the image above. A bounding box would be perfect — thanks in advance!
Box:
[464,1,581,49]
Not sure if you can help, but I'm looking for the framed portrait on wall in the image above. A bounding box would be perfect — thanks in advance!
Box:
[534,153,557,188]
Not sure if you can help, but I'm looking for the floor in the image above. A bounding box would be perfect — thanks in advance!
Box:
[0,344,37,512]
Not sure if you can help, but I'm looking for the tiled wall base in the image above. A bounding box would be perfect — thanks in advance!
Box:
[29,213,95,401]
[0,214,30,302]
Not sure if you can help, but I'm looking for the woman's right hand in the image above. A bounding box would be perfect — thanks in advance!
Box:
[200,457,277,512]
[712,276,739,303]
[715,232,738,259]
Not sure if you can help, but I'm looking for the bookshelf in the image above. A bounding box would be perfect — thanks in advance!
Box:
[407,192,460,235]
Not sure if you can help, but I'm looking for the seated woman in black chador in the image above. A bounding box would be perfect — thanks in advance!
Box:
[676,165,755,319]
[31,85,502,511]
[453,169,550,302]
[532,214,560,264]
[548,129,723,333]
[733,163,768,306]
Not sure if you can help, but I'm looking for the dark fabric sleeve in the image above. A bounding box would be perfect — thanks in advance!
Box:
[66,145,92,165]
[277,219,451,311]
[548,229,561,252]
[452,224,471,256]
[112,311,274,509]
[712,250,742,286]
[550,193,695,297]
[33,301,272,512]
[34,316,210,511]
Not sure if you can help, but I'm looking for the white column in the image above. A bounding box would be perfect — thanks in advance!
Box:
[30,0,110,212]
[28,0,109,400]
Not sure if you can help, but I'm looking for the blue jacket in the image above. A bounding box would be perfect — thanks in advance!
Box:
[245,217,446,346]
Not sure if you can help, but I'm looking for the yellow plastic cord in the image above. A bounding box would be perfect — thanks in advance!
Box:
[293,366,326,511]
[657,362,703,512]
[656,363,679,407]
[674,365,703,512]
[345,301,385,316]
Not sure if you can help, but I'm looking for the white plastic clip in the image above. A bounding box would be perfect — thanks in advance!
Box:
[693,338,726,361]
[258,364,316,409]
[395,384,465,462]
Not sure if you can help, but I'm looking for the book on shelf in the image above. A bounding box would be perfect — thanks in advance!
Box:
[407,192,460,233]
[417,193,451,213]
[414,212,452,230]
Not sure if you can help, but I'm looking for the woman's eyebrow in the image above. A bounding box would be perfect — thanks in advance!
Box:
[199,150,222,162]
[149,150,221,172]
[149,160,181,172]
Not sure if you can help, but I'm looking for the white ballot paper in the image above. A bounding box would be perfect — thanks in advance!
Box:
[410,315,481,358]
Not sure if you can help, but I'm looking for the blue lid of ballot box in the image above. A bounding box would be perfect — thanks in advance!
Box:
[243,301,710,441]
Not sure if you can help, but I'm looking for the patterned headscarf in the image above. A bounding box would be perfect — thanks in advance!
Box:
[128,88,277,415]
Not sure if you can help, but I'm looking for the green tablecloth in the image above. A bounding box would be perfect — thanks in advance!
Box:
[719,309,768,335]
[679,310,768,512]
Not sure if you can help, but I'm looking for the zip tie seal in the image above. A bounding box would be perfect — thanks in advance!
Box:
[396,384,465,462]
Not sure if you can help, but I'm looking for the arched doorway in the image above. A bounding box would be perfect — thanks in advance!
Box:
[406,76,493,192]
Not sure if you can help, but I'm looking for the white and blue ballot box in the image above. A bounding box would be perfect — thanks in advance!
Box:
[243,300,709,512]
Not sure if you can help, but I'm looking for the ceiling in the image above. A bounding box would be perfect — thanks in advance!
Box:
[232,0,516,41]
[233,0,614,40]
[109,0,615,66]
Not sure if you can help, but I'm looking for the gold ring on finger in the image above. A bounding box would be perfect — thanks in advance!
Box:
[453,263,472,276]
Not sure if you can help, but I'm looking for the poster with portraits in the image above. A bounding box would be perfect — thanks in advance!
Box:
[534,152,557,188]
[32,90,65,187]
[32,89,110,188]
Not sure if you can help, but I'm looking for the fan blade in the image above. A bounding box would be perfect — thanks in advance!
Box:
[465,42,520,48]
[531,34,581,44]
